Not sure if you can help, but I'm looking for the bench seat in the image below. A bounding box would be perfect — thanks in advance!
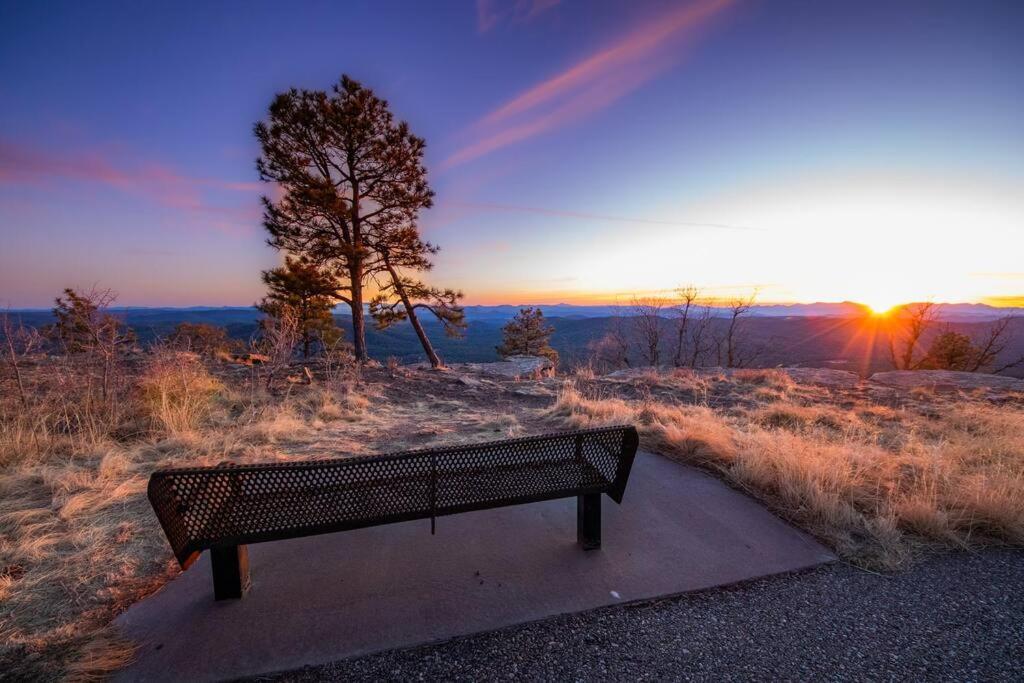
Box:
[148,425,638,599]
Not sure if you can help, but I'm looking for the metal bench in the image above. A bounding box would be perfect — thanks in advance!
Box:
[147,425,639,599]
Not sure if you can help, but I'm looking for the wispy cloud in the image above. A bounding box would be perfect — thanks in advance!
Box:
[476,0,561,33]
[0,138,262,234]
[447,200,758,231]
[447,0,734,168]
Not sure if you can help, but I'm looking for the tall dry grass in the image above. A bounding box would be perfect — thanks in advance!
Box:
[550,382,1024,568]
[0,353,368,680]
[138,350,223,435]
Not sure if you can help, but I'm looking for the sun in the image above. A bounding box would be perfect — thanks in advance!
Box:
[854,289,909,316]
[864,301,894,316]
[861,298,903,316]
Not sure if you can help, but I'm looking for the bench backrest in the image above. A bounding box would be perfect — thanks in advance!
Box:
[149,425,639,568]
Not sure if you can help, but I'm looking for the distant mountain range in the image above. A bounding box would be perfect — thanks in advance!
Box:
[6,303,1023,378]
[456,302,1024,322]
[9,302,1022,322]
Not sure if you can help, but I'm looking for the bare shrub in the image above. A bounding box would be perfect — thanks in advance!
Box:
[321,337,358,390]
[572,363,596,381]
[254,308,300,390]
[732,368,795,392]
[630,296,668,366]
[720,294,758,368]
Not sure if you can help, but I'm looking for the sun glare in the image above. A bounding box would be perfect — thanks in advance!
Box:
[862,298,904,316]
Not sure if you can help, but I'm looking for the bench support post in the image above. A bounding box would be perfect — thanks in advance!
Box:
[211,545,250,600]
[577,493,601,550]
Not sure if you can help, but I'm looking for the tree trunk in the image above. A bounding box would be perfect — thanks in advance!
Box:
[386,263,443,369]
[349,273,368,362]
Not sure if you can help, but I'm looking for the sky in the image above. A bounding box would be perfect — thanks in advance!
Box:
[1,0,1022,309]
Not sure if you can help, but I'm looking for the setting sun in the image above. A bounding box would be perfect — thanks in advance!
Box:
[863,299,902,316]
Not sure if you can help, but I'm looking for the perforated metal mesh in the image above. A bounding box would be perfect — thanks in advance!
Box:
[148,425,639,567]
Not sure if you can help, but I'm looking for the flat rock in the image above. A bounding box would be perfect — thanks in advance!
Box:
[455,355,554,379]
[604,366,674,380]
[781,368,861,388]
[869,370,1024,392]
[603,366,862,389]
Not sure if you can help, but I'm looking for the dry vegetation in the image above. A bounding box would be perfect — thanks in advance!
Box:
[554,367,1024,569]
[0,350,550,680]
[2,350,1022,680]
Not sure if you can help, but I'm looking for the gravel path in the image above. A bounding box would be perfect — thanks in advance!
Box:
[260,550,1023,682]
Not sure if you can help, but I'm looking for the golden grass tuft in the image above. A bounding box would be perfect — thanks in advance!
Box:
[139,350,223,435]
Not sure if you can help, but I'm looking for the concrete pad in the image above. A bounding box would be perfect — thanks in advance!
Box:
[116,451,835,681]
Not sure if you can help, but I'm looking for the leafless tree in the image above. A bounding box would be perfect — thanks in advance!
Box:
[723,294,756,368]
[631,296,668,366]
[968,316,1022,372]
[2,312,42,408]
[672,285,699,367]
[687,303,715,368]
[887,302,939,370]
[588,308,632,371]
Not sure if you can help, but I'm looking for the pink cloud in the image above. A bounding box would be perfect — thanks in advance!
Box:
[477,0,561,33]
[447,0,734,167]
[0,138,264,235]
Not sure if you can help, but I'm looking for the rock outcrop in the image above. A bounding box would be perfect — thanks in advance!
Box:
[452,355,555,379]
[780,368,861,389]
[868,370,1024,392]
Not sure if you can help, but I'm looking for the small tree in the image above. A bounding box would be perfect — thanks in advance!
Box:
[169,323,240,356]
[922,331,975,371]
[723,294,756,368]
[672,286,699,367]
[258,258,343,358]
[687,303,715,368]
[630,296,667,366]
[497,308,558,365]
[887,302,938,370]
[48,288,134,355]
[48,288,135,400]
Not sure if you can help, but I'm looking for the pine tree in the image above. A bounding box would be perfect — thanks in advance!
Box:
[257,258,343,358]
[255,75,433,362]
[49,288,135,354]
[496,308,558,365]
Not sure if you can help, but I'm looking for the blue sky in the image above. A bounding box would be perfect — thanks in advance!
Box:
[1,0,1022,308]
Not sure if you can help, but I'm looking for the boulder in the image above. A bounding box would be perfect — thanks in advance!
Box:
[456,355,555,379]
[868,370,1024,392]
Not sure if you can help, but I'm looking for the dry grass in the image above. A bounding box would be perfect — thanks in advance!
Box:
[550,381,1024,569]
[0,357,370,680]
[3,353,1021,678]
[138,350,223,435]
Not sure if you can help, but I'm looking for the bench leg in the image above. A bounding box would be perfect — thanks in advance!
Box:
[211,545,250,600]
[577,493,601,550]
